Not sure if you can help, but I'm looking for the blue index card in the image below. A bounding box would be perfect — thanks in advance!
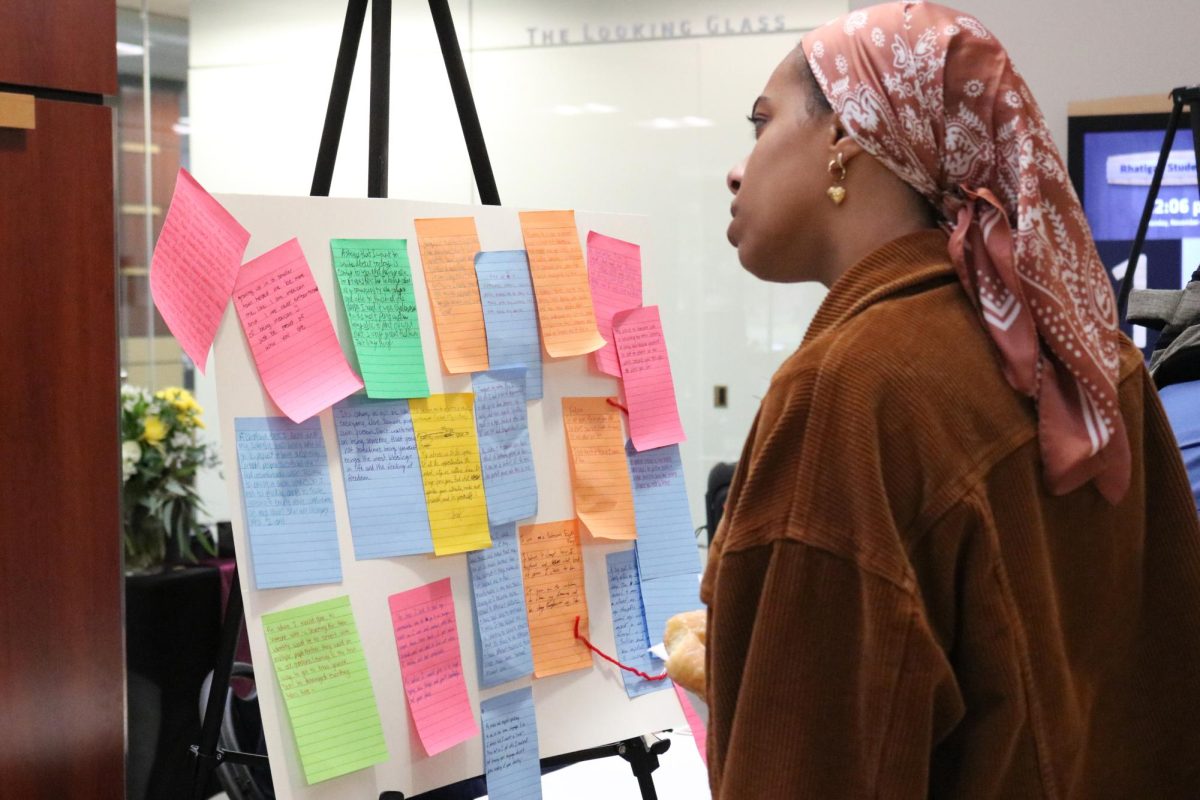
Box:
[639,571,702,651]
[474,251,543,401]
[471,369,538,525]
[480,686,542,800]
[606,549,671,698]
[234,416,342,590]
[627,441,702,581]
[331,395,433,559]
[467,523,534,688]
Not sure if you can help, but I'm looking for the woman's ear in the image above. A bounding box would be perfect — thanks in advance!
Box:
[829,120,865,164]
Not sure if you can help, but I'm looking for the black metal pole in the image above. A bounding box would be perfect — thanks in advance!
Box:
[312,0,369,196]
[428,0,501,206]
[368,0,391,198]
[191,568,247,800]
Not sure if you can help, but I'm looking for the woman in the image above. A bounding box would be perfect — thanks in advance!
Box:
[686,2,1200,797]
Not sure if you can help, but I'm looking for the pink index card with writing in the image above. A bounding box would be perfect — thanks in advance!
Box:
[613,305,685,451]
[232,238,364,423]
[586,232,643,377]
[150,168,250,373]
[388,578,480,757]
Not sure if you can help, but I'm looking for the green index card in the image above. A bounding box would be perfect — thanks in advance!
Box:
[262,595,390,784]
[331,238,431,399]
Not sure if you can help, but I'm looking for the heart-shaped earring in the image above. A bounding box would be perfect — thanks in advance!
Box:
[827,152,848,206]
[826,185,847,205]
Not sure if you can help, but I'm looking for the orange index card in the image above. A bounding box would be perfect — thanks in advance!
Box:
[518,519,592,677]
[150,168,250,373]
[519,210,606,358]
[586,231,643,377]
[613,305,685,451]
[388,578,479,756]
[408,393,492,555]
[413,217,490,374]
[561,397,637,540]
[232,239,364,422]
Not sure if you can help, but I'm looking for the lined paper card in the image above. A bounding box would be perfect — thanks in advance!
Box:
[409,393,492,555]
[413,217,489,374]
[232,238,364,422]
[606,549,669,698]
[261,595,388,784]
[613,305,685,451]
[475,250,543,401]
[518,210,605,358]
[234,417,342,590]
[640,572,701,649]
[673,683,709,766]
[388,578,479,756]
[586,232,643,377]
[331,396,433,559]
[627,441,700,581]
[330,238,430,399]
[561,397,636,540]
[480,687,542,800]
[519,519,592,677]
[150,168,250,373]
[467,523,534,688]
[472,369,537,525]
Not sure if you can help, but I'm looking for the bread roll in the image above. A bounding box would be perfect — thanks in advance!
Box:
[664,610,706,695]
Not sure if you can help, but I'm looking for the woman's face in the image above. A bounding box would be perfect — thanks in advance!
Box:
[726,47,836,283]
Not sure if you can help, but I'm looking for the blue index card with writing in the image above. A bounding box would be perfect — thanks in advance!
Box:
[331,395,433,559]
[627,440,701,581]
[234,416,342,590]
[471,369,538,525]
[480,686,542,800]
[467,523,534,688]
[474,251,543,401]
[639,571,702,651]
[606,549,671,698]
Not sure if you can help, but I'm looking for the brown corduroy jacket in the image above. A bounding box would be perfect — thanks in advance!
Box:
[702,230,1200,799]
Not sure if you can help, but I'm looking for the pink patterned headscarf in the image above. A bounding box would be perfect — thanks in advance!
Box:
[804,1,1130,503]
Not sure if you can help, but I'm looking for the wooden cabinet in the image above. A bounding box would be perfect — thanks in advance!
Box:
[0,1,116,96]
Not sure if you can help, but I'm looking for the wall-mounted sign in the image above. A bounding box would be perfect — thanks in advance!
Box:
[521,14,793,47]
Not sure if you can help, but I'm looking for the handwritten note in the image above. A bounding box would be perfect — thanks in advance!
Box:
[472,369,537,525]
[330,238,430,399]
[261,595,388,784]
[408,393,492,555]
[234,417,342,590]
[480,687,542,800]
[518,210,605,357]
[519,519,592,677]
[673,683,708,765]
[413,217,489,374]
[388,578,479,756]
[627,441,700,581]
[475,250,543,400]
[232,238,364,422]
[613,305,685,451]
[586,232,643,377]
[606,549,669,698]
[149,168,250,374]
[561,397,636,540]
[639,572,701,650]
[331,396,433,559]
[467,523,534,688]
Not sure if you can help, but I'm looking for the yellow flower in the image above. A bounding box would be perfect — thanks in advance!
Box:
[142,415,168,445]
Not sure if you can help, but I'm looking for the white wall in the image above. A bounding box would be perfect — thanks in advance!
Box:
[189,0,844,528]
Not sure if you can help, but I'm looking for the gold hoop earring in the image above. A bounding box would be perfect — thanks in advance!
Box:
[827,152,847,206]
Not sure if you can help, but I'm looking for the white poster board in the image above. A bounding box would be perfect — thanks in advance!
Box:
[212,193,687,798]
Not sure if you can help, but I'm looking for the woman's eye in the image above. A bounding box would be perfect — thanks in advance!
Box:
[746,114,767,138]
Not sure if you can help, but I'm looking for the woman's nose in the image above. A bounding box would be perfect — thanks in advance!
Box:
[727,159,745,195]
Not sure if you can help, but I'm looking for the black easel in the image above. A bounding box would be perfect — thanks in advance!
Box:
[1117,85,1200,319]
[191,3,672,797]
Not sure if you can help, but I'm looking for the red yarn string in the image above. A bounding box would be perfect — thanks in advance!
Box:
[605,397,630,416]
[574,616,669,681]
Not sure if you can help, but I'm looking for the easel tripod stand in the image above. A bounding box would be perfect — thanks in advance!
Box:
[189,2,674,797]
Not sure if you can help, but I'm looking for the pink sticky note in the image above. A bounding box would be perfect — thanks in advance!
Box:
[150,168,250,373]
[232,238,364,423]
[613,305,685,451]
[672,683,708,765]
[586,232,643,377]
[388,578,479,757]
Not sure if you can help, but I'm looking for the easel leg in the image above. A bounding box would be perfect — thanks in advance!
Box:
[312,0,368,196]
[619,735,671,800]
[191,568,246,800]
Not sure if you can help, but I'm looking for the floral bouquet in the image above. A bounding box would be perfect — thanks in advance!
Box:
[121,385,220,570]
